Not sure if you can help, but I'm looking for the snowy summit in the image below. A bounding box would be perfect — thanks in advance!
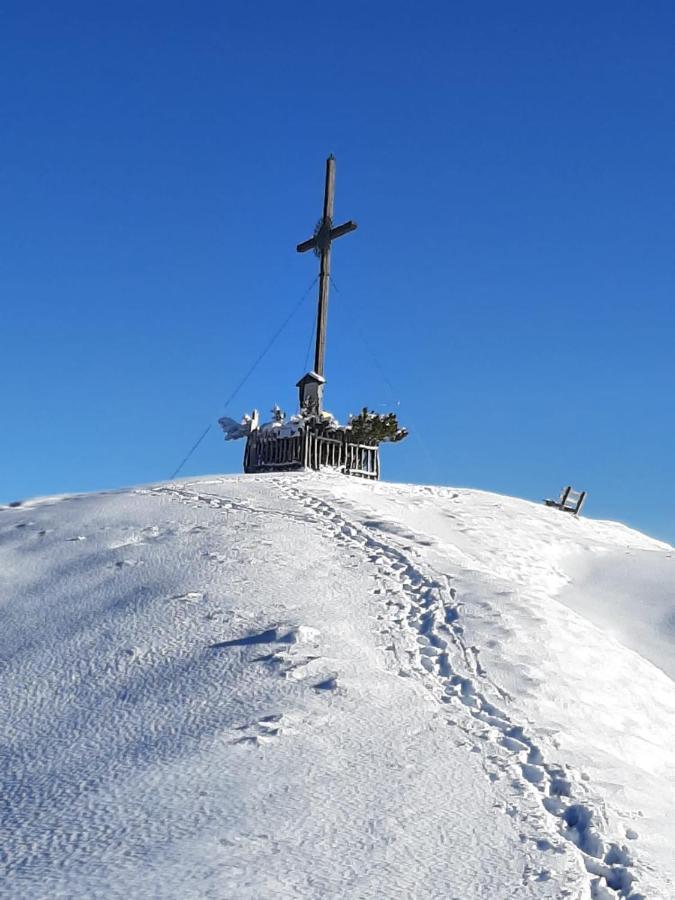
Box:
[1,473,674,899]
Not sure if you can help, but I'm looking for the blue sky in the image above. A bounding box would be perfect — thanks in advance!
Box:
[2,1,674,543]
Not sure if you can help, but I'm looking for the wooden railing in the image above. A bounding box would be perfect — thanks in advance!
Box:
[244,429,380,480]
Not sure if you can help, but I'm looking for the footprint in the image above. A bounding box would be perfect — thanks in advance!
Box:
[170,591,203,603]
[231,713,287,746]
[211,624,320,649]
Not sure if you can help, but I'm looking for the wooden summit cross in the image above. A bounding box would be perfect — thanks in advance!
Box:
[237,154,400,480]
[297,155,357,379]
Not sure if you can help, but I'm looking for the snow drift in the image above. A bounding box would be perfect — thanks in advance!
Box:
[1,473,674,899]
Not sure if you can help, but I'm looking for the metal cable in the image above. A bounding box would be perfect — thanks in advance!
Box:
[168,276,318,480]
[329,275,444,482]
[303,313,317,372]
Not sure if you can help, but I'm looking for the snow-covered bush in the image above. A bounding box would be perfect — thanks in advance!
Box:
[345,408,408,445]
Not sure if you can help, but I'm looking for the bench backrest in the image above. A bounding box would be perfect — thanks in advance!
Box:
[559,486,587,514]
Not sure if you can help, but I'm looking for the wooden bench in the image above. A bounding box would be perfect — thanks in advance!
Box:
[544,486,587,516]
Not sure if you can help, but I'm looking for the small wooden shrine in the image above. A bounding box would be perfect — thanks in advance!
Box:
[224,155,405,480]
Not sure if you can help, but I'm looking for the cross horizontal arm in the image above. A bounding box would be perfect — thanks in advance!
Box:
[296,220,357,253]
[329,220,358,241]
[296,236,317,253]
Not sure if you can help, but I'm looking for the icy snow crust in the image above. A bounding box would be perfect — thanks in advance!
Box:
[1,474,674,899]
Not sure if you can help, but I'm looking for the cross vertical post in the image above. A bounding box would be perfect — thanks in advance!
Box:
[315,156,335,378]
[297,155,357,392]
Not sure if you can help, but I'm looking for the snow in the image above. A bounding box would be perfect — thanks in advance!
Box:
[1,472,674,899]
[218,410,259,441]
[218,406,341,441]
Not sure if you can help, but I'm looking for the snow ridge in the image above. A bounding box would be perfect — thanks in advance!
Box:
[3,473,673,899]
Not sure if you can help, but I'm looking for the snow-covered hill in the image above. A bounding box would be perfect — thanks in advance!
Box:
[1,473,674,899]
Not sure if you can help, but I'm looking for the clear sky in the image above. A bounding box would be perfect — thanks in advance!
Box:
[2,1,674,544]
